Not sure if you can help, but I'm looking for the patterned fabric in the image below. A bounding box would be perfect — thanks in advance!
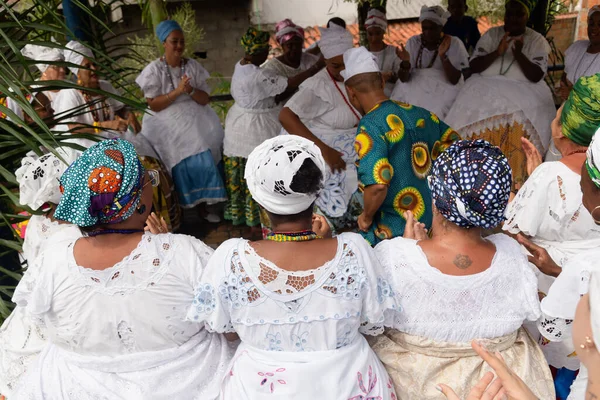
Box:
[562,73,600,147]
[54,138,144,227]
[587,131,600,188]
[156,20,182,43]
[224,156,261,227]
[140,156,181,232]
[274,19,304,45]
[429,139,512,229]
[509,0,538,16]
[240,27,270,55]
[355,100,459,245]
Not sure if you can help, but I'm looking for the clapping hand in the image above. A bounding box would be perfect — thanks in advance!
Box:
[438,35,452,58]
[497,33,511,56]
[396,44,410,62]
[521,137,542,176]
[312,214,332,238]
[145,212,168,234]
[403,211,428,240]
[513,37,524,56]
[177,75,192,95]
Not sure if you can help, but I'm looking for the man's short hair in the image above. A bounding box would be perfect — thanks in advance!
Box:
[345,72,384,93]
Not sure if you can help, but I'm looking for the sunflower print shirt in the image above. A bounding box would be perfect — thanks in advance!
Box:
[355,100,459,245]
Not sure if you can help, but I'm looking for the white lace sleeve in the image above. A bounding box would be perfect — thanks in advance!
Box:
[186,239,238,333]
[136,61,162,99]
[352,235,398,336]
[12,249,55,321]
[538,313,573,342]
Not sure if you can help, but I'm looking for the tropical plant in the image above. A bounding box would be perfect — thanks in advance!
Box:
[0,0,145,324]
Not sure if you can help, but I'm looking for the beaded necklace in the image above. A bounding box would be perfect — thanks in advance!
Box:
[162,56,185,91]
[327,69,361,123]
[265,230,321,242]
[416,35,441,69]
[81,92,111,123]
[499,53,517,76]
[573,49,600,81]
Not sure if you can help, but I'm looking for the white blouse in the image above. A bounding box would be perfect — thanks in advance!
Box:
[187,233,398,352]
[406,35,469,73]
[262,53,319,79]
[564,40,600,84]
[376,234,540,343]
[53,80,124,126]
[230,62,288,110]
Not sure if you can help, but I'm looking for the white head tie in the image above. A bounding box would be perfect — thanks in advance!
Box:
[341,46,380,81]
[319,25,354,60]
[245,136,327,215]
[419,5,451,27]
[64,41,93,76]
[15,147,80,210]
[365,9,387,31]
[21,44,63,73]
[586,128,600,188]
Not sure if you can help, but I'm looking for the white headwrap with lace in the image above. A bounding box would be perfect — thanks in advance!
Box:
[21,44,63,73]
[245,136,327,215]
[419,5,451,27]
[64,41,93,75]
[319,25,354,59]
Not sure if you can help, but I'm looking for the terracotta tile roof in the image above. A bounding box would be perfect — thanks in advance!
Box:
[269,17,501,54]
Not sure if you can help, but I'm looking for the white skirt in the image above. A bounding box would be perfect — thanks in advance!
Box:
[13,330,234,400]
[390,68,463,120]
[221,335,396,400]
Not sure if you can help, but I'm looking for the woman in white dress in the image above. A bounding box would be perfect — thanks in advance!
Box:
[515,133,600,400]
[558,6,600,102]
[136,20,226,220]
[371,140,554,399]
[187,136,397,399]
[11,138,233,399]
[20,43,66,106]
[224,27,322,227]
[279,25,360,232]
[262,18,324,101]
[392,6,469,119]
[445,0,555,190]
[365,8,401,96]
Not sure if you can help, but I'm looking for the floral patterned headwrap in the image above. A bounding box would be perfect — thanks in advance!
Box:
[429,139,512,229]
[241,27,270,55]
[275,19,304,45]
[586,131,600,189]
[562,74,600,147]
[54,138,145,227]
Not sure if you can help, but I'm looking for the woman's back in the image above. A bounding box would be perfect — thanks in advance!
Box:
[188,232,396,351]
[15,232,212,356]
[376,234,540,342]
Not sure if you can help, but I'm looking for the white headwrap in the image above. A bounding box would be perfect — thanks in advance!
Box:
[245,136,327,215]
[586,129,600,188]
[20,44,63,73]
[340,46,380,81]
[365,9,387,31]
[64,41,93,75]
[589,273,600,352]
[419,5,451,27]
[15,148,80,209]
[319,25,354,60]
[590,5,600,18]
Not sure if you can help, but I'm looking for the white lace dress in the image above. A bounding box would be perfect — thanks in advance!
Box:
[282,69,362,219]
[0,217,81,396]
[371,234,555,400]
[391,35,469,119]
[537,247,600,398]
[186,233,398,399]
[11,233,234,400]
[224,62,288,158]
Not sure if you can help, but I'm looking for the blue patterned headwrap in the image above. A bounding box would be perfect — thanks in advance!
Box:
[156,20,182,43]
[54,138,145,227]
[428,139,512,229]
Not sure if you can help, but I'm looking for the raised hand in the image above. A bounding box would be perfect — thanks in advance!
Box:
[145,212,168,234]
[438,35,452,57]
[177,75,192,94]
[396,43,410,62]
[312,214,332,238]
[521,137,542,176]
[513,37,524,56]
[403,210,428,240]
[497,32,511,56]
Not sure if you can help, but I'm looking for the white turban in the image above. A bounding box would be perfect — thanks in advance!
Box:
[20,44,63,73]
[340,46,380,81]
[365,9,387,31]
[319,25,354,60]
[419,5,451,27]
[589,272,600,353]
[15,148,80,209]
[245,135,327,215]
[64,41,93,75]
[586,129,600,188]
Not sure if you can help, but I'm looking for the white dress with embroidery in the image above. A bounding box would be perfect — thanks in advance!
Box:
[282,69,361,218]
[0,217,81,397]
[262,53,319,79]
[11,233,234,400]
[187,233,398,399]
[391,35,469,119]
[504,162,600,301]
[224,62,288,158]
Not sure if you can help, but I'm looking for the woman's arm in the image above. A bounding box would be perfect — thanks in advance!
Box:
[275,60,325,104]
[147,75,193,112]
[439,37,462,85]
[513,38,545,83]
[470,32,509,73]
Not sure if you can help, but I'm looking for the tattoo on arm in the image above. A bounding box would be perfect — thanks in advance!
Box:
[453,254,473,269]
[587,381,598,400]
